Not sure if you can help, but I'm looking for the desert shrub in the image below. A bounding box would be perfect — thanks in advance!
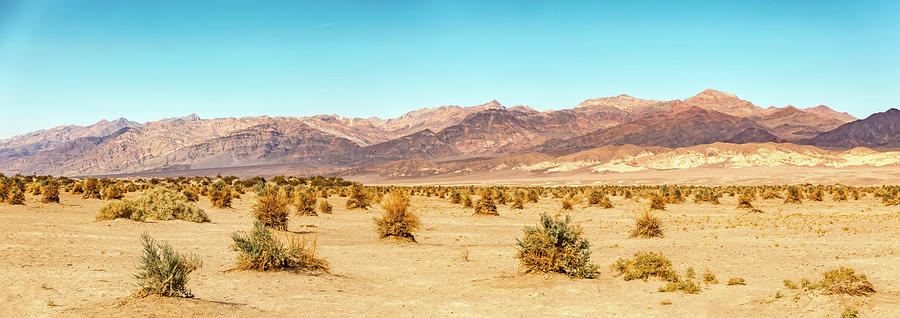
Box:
[510,195,525,209]
[819,267,875,296]
[516,213,598,278]
[613,252,679,282]
[474,195,498,215]
[561,198,573,210]
[8,187,25,205]
[96,187,209,222]
[737,193,754,209]
[659,280,702,294]
[783,279,799,290]
[761,189,782,200]
[702,270,718,284]
[649,192,666,210]
[784,186,802,204]
[833,187,848,201]
[345,185,373,210]
[527,190,540,203]
[134,233,201,298]
[97,200,143,221]
[588,190,613,208]
[449,190,461,204]
[373,191,421,242]
[41,183,60,204]
[252,187,291,230]
[293,189,318,216]
[208,182,232,208]
[630,209,663,238]
[841,307,859,318]
[101,184,124,200]
[81,178,101,199]
[317,199,333,214]
[693,189,721,204]
[231,221,328,272]
[462,195,473,208]
[182,189,199,202]
[727,277,746,285]
[807,187,824,201]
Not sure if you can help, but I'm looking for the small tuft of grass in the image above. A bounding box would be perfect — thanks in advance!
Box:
[727,277,746,285]
[783,279,799,290]
[516,213,599,279]
[702,270,718,284]
[841,307,859,318]
[134,233,201,298]
[660,299,672,305]
[630,209,663,238]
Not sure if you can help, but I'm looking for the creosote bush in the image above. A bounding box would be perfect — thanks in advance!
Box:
[96,187,209,222]
[630,209,663,238]
[251,187,291,230]
[373,191,421,242]
[516,213,598,278]
[231,221,328,272]
[134,233,201,298]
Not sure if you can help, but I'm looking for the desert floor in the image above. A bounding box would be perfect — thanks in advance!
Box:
[1,191,898,317]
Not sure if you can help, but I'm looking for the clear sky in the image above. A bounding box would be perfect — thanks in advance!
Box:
[0,0,898,138]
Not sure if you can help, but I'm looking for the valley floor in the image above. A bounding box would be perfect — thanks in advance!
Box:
[1,192,898,317]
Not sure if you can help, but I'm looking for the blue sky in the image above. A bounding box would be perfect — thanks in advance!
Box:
[0,0,898,138]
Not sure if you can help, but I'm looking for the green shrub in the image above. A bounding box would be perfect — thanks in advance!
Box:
[516,213,598,278]
[134,233,201,298]
[231,221,328,272]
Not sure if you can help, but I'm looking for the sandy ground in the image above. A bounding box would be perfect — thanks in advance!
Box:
[1,191,898,317]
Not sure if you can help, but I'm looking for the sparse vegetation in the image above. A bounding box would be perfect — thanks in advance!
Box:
[134,233,201,298]
[345,184,373,210]
[727,277,746,285]
[251,187,292,230]
[231,221,328,272]
[317,199,333,214]
[373,191,421,242]
[613,252,678,282]
[96,187,209,222]
[630,209,663,238]
[516,213,598,278]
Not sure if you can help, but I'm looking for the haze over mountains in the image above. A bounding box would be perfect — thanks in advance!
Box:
[1,89,897,178]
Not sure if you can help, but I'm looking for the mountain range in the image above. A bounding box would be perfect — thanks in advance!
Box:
[1,89,897,178]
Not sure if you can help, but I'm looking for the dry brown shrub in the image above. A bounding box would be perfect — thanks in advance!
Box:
[251,187,291,230]
[630,209,663,238]
[373,191,421,242]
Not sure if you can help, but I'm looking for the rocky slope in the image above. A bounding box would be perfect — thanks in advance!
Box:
[804,108,900,149]
[0,90,891,176]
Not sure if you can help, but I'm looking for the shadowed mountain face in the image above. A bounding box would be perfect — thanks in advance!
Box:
[537,107,766,153]
[0,90,890,176]
[804,108,900,149]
